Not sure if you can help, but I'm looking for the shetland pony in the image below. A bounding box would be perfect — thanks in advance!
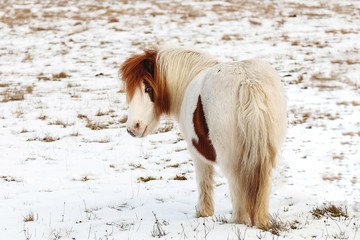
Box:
[120,46,287,229]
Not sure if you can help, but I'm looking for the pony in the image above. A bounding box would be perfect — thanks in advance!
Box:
[119,46,287,229]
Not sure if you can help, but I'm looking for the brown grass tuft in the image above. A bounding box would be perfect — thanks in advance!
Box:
[37,73,51,81]
[248,19,262,26]
[315,84,340,90]
[41,135,60,142]
[129,163,143,169]
[86,120,108,130]
[81,176,90,181]
[38,114,47,120]
[49,120,73,128]
[119,115,128,124]
[311,204,348,219]
[1,176,22,182]
[52,72,70,80]
[221,34,231,41]
[77,114,89,120]
[108,17,119,23]
[138,176,159,182]
[173,175,187,180]
[261,216,288,236]
[322,173,342,181]
[96,110,108,116]
[1,89,25,102]
[311,73,336,81]
[70,132,80,137]
[156,121,174,133]
[23,212,35,222]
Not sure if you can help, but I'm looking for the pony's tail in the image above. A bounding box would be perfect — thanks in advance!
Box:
[237,79,277,227]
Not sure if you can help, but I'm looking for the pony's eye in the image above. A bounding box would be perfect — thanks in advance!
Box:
[145,87,153,93]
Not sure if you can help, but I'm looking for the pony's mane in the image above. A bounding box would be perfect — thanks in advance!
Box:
[120,49,170,116]
[157,46,219,118]
[120,46,219,118]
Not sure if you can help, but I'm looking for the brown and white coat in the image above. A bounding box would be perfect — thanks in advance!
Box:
[120,46,287,229]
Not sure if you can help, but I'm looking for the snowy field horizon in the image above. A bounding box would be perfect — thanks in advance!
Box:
[0,0,359,239]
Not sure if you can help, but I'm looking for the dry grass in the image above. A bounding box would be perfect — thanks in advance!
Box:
[311,204,348,219]
[167,163,180,168]
[78,114,108,130]
[37,73,51,81]
[70,131,80,137]
[52,72,70,80]
[248,19,262,26]
[72,175,94,182]
[351,177,357,185]
[342,132,360,137]
[332,59,360,65]
[81,176,90,182]
[83,137,111,143]
[0,8,37,26]
[311,73,337,81]
[22,53,33,62]
[333,154,344,160]
[173,175,187,180]
[77,113,89,120]
[288,74,304,85]
[261,215,300,236]
[221,34,231,41]
[38,114,47,120]
[138,176,161,182]
[129,163,143,169]
[30,26,58,31]
[315,84,341,90]
[291,40,300,46]
[86,120,108,130]
[336,101,360,106]
[25,86,33,94]
[1,176,22,183]
[19,129,30,134]
[38,71,71,82]
[96,110,108,116]
[41,135,60,142]
[0,83,10,88]
[156,121,174,133]
[322,173,342,182]
[1,89,25,102]
[291,112,311,125]
[27,134,60,142]
[23,212,35,222]
[119,115,128,124]
[48,120,74,128]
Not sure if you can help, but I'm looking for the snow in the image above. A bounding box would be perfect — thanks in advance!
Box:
[0,0,359,239]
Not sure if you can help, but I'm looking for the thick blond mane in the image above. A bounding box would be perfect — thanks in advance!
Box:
[157,46,219,118]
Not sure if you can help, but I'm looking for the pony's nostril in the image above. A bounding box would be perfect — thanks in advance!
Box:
[134,122,140,129]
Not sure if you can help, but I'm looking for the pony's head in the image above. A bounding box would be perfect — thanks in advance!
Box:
[120,49,170,137]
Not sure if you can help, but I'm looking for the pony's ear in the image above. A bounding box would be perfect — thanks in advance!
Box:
[143,59,155,78]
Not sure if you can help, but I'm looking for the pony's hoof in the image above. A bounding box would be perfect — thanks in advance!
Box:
[256,219,272,230]
[195,206,214,218]
[229,214,248,225]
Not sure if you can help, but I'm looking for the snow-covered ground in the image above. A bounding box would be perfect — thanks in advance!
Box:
[0,0,359,239]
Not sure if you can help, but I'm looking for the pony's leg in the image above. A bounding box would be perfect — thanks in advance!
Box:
[254,171,272,229]
[227,170,248,225]
[194,159,214,217]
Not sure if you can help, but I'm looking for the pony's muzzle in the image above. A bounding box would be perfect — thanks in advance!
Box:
[126,121,147,138]
[127,128,136,137]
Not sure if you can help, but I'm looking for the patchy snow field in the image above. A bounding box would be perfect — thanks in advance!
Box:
[1,0,360,239]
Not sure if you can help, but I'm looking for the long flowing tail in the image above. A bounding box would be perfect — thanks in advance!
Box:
[237,79,277,227]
